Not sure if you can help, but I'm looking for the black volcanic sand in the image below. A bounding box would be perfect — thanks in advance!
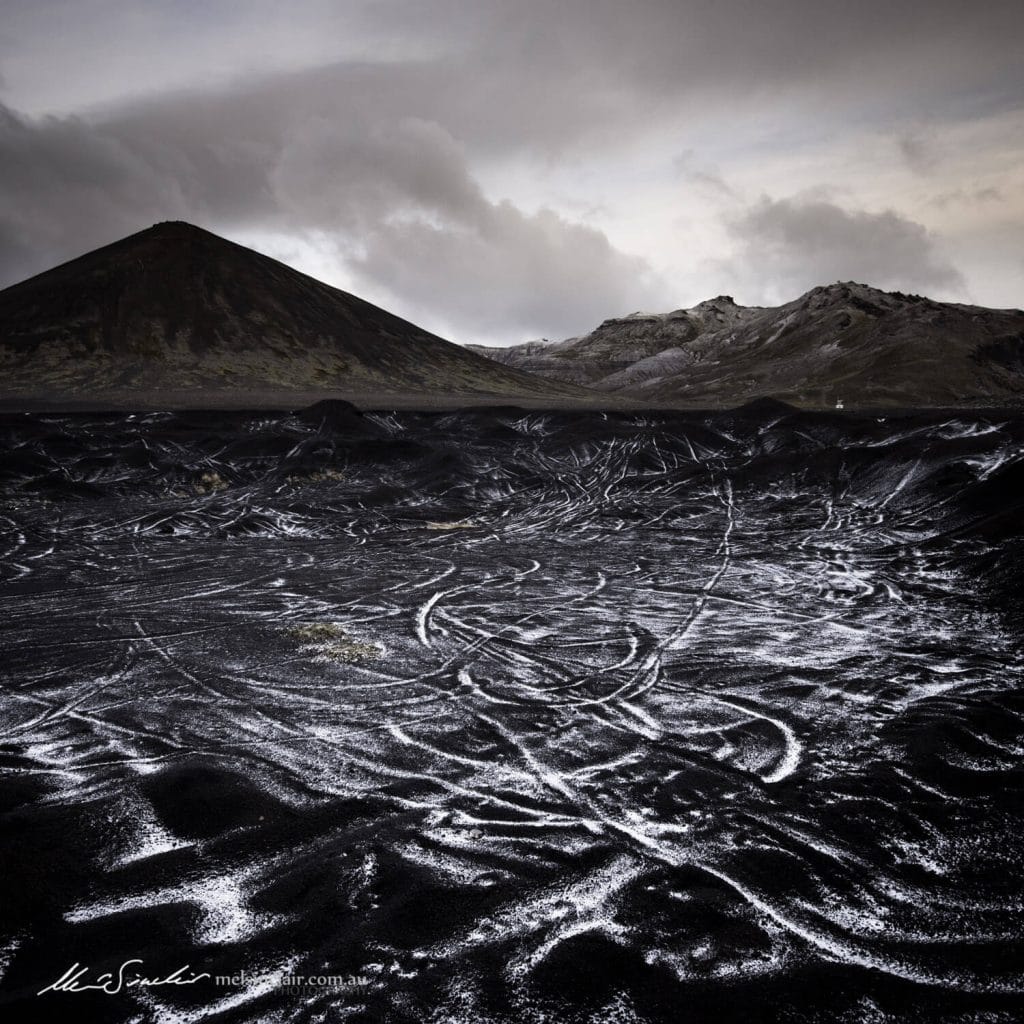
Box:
[0,404,1023,1023]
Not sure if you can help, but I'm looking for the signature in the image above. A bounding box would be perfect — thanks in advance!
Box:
[38,960,210,996]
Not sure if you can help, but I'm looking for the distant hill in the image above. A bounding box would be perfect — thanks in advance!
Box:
[469,285,1024,408]
[0,222,591,410]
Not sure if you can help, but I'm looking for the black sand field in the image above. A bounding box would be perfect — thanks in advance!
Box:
[1,403,1022,1022]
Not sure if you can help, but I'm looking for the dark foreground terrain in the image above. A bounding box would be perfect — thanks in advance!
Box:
[1,402,1023,1023]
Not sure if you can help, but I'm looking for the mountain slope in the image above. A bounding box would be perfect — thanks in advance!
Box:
[0,222,590,407]
[467,296,760,387]
[471,284,1024,408]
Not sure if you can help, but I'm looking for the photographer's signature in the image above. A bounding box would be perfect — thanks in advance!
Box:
[38,960,210,996]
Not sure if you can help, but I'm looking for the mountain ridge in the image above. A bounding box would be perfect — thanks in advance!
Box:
[3,224,1021,411]
[468,282,1024,408]
[0,221,593,408]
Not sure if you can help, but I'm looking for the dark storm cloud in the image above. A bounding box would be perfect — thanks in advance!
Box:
[728,196,965,300]
[0,0,1020,338]
[346,0,1023,135]
[0,103,194,282]
[0,98,668,339]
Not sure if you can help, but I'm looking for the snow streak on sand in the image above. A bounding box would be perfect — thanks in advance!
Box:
[0,407,1023,1022]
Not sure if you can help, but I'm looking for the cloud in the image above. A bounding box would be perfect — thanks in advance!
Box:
[897,132,938,175]
[6,1,1023,121]
[727,196,966,302]
[673,150,737,199]
[928,186,1005,210]
[351,202,665,341]
[0,98,664,343]
[268,117,484,233]
[0,0,1020,337]
[0,103,196,279]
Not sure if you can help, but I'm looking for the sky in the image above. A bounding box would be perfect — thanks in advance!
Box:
[0,0,1022,346]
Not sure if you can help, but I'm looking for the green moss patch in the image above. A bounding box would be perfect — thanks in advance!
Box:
[287,621,380,664]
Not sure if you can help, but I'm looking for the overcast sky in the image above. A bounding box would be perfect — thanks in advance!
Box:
[1,0,1021,345]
